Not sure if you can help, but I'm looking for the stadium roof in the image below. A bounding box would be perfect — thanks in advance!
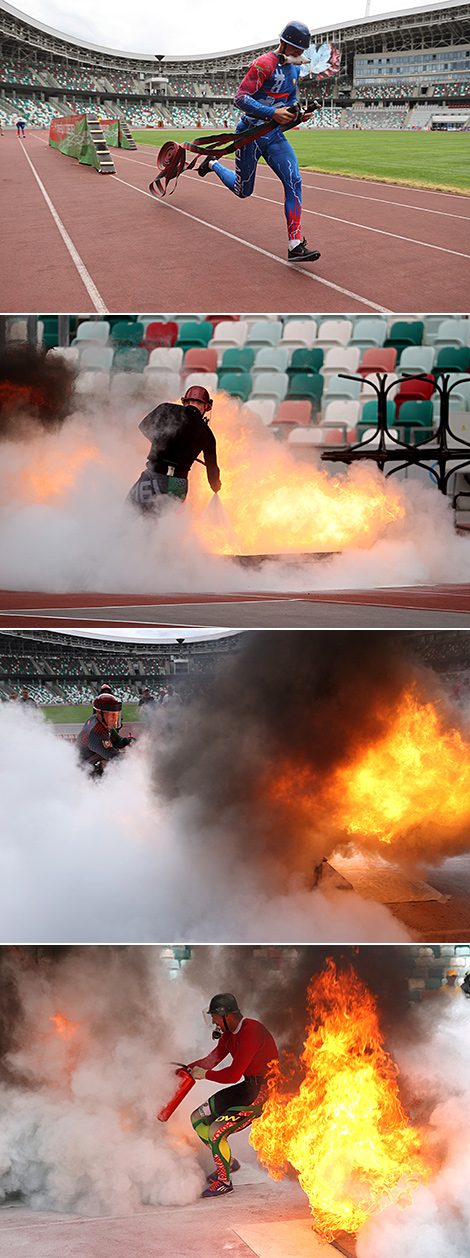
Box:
[1,627,241,647]
[1,0,469,65]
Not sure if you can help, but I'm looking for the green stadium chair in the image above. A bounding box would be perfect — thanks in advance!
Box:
[176,321,213,350]
[435,346,470,376]
[286,373,324,415]
[396,399,434,443]
[109,320,144,346]
[112,346,148,373]
[219,371,252,401]
[39,316,59,348]
[252,346,290,374]
[384,321,424,356]
[220,347,255,374]
[287,347,324,377]
[358,398,396,438]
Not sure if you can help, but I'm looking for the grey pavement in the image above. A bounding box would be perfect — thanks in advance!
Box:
[4,601,470,628]
[0,1171,355,1258]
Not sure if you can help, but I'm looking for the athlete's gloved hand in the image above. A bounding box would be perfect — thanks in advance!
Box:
[273,106,296,126]
[190,1066,207,1080]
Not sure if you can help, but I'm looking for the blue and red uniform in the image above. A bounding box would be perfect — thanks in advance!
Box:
[211,52,302,243]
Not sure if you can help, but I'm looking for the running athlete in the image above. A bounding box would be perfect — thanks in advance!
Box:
[188,993,279,1198]
[198,21,320,263]
[127,385,221,513]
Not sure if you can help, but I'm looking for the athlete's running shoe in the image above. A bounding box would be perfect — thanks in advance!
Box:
[288,238,321,262]
[206,1159,240,1182]
[198,157,213,177]
[201,1179,233,1198]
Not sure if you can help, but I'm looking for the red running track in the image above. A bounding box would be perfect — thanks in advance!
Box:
[1,584,469,630]
[2,131,470,314]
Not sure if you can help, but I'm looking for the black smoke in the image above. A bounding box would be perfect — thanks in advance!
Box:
[0,346,74,439]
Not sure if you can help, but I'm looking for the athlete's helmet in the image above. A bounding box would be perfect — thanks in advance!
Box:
[182,385,213,412]
[93,693,122,730]
[207,993,241,1017]
[280,21,311,50]
[99,684,112,694]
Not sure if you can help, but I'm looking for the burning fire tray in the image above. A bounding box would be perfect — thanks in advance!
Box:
[225,551,341,568]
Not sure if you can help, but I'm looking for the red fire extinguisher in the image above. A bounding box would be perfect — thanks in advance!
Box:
[158,1065,195,1122]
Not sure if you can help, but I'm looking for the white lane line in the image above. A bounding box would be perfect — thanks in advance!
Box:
[112,174,391,313]
[19,140,108,313]
[116,148,470,222]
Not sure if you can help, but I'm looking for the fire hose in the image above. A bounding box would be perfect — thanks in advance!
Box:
[149,99,321,199]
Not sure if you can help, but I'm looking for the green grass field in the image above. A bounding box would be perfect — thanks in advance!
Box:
[132,128,470,195]
[42,703,140,724]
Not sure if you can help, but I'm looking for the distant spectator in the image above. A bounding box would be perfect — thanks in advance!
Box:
[19,685,37,708]
[438,969,462,996]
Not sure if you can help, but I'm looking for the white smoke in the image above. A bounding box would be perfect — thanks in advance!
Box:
[0,705,409,943]
[357,999,470,1258]
[0,402,469,594]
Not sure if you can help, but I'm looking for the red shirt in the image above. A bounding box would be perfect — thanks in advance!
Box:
[190,1017,278,1084]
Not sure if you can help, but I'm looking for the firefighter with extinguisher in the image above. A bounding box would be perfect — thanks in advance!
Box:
[127,385,221,512]
[188,993,279,1198]
[76,692,133,777]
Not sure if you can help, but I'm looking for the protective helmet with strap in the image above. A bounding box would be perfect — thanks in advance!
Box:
[182,385,213,412]
[280,21,311,50]
[92,693,122,730]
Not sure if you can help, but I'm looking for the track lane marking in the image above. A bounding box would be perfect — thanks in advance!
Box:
[18,140,108,313]
[112,174,391,312]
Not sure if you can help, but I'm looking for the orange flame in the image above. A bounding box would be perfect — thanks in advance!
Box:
[250,960,431,1240]
[50,1012,79,1039]
[18,444,100,503]
[189,394,406,554]
[261,685,470,854]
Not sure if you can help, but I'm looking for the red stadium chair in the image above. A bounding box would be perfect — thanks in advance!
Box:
[182,347,219,376]
[358,348,397,376]
[395,375,435,422]
[141,321,178,350]
[275,400,312,427]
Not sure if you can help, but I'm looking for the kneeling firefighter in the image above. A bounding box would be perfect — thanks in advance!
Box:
[188,993,279,1198]
[127,385,221,513]
[76,693,133,776]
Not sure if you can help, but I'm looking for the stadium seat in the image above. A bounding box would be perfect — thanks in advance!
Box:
[182,347,218,375]
[322,400,360,431]
[143,369,182,401]
[246,321,283,351]
[349,318,387,349]
[286,426,343,446]
[358,398,396,434]
[47,346,80,367]
[395,400,434,443]
[147,347,183,372]
[358,348,397,376]
[433,376,470,419]
[245,399,277,425]
[219,348,255,375]
[252,346,290,375]
[316,320,353,350]
[79,345,114,372]
[74,371,110,397]
[395,376,435,422]
[109,372,147,400]
[75,320,110,345]
[360,427,400,448]
[435,346,470,376]
[286,373,323,415]
[206,315,240,333]
[433,319,470,350]
[275,400,312,427]
[321,346,360,381]
[141,321,178,349]
[384,321,424,355]
[110,321,144,346]
[112,346,148,373]
[324,375,362,403]
[250,372,288,403]
[360,372,399,400]
[210,321,249,358]
[399,346,435,375]
[280,320,318,350]
[219,372,252,402]
[423,316,448,344]
[184,372,218,394]
[176,321,213,350]
[287,348,324,377]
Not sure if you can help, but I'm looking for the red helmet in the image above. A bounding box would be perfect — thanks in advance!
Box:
[99,684,112,693]
[93,693,122,730]
[182,385,213,412]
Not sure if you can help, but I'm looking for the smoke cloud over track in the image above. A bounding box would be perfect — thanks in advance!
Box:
[154,630,470,869]
[0,702,409,944]
[0,394,468,594]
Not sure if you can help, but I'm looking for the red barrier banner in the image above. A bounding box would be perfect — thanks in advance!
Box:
[49,114,84,144]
